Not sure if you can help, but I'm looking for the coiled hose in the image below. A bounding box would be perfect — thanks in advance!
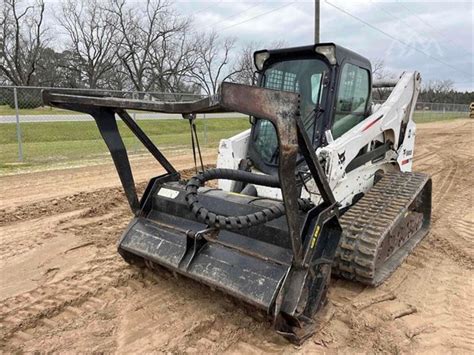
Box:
[185,168,313,230]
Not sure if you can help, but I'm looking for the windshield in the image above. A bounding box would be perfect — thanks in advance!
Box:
[252,58,327,165]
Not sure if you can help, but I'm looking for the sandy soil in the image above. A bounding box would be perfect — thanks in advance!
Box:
[0,120,472,354]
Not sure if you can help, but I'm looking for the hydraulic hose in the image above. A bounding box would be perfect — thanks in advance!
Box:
[185,168,313,230]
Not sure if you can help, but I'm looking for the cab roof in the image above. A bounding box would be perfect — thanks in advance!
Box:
[259,42,372,71]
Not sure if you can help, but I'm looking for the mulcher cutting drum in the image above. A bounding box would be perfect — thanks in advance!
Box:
[118,171,342,343]
[119,181,298,311]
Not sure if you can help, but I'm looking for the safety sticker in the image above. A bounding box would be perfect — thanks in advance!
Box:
[310,225,321,249]
[157,188,179,199]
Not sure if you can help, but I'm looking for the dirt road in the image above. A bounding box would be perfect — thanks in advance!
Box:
[1,120,472,353]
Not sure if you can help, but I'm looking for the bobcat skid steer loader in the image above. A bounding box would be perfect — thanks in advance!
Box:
[42,43,431,344]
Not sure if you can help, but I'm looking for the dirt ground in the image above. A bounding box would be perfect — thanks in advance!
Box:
[0,119,472,354]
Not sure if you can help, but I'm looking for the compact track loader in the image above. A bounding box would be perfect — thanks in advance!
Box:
[43,43,431,344]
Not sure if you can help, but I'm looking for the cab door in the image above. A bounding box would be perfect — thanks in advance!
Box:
[332,62,371,139]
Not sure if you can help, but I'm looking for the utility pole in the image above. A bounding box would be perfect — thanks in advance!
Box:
[314,0,320,43]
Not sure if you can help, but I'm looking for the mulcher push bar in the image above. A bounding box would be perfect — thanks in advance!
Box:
[43,82,336,265]
[42,83,342,343]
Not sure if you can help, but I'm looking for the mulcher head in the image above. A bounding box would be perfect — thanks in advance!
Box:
[118,172,342,343]
[42,82,342,343]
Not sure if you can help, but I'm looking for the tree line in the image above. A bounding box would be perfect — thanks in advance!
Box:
[0,0,264,95]
[1,0,472,104]
[373,77,473,105]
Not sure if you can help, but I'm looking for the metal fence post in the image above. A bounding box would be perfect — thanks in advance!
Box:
[13,87,24,162]
[132,112,138,154]
[203,113,208,145]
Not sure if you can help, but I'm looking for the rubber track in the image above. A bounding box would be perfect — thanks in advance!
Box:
[332,172,430,286]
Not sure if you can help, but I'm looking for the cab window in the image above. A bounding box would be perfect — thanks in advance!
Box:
[253,58,328,164]
[332,63,370,139]
[311,73,322,104]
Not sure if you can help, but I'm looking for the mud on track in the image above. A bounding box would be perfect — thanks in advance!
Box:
[0,120,473,353]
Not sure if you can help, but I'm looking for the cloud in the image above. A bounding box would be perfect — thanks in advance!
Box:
[180,0,473,90]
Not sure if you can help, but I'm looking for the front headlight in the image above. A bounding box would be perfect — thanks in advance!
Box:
[315,45,337,65]
[254,50,270,71]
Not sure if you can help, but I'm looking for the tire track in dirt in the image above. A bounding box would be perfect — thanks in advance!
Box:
[1,120,472,353]
[431,161,473,268]
[1,165,222,353]
[0,258,136,347]
[0,164,209,228]
[7,280,143,352]
[0,185,137,227]
[0,210,84,261]
[4,265,277,354]
[396,255,474,352]
[0,154,217,210]
[110,272,277,355]
[413,121,474,269]
[451,216,474,247]
[0,194,130,261]
[432,160,458,207]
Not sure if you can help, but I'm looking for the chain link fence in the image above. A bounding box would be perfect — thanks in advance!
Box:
[0,85,205,122]
[373,99,470,121]
[0,86,250,170]
[0,86,470,170]
[413,101,470,120]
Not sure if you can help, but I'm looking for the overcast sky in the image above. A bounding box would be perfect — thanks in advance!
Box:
[177,0,473,91]
[44,0,473,91]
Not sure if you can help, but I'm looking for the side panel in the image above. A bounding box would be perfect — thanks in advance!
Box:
[217,129,251,191]
[397,120,416,172]
[215,72,421,210]
[319,71,421,206]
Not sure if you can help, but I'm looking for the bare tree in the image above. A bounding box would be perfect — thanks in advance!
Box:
[371,59,401,101]
[232,42,256,86]
[99,60,132,91]
[58,0,120,89]
[426,79,454,93]
[371,58,385,80]
[421,79,455,102]
[108,0,189,93]
[232,40,287,85]
[187,31,241,96]
[34,47,68,87]
[148,22,199,93]
[0,0,46,85]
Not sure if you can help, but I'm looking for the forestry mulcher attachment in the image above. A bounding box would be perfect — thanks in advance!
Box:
[43,43,431,344]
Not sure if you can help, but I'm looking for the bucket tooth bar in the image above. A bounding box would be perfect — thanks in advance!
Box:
[42,82,342,342]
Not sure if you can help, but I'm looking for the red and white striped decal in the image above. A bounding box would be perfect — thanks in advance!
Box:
[362,115,383,132]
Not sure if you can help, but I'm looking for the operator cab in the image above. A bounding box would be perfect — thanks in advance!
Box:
[248,43,372,174]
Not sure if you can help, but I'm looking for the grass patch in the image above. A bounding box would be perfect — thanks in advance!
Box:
[0,105,75,116]
[0,118,249,171]
[0,111,468,173]
[413,111,468,123]
[0,104,467,120]
[0,105,184,117]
